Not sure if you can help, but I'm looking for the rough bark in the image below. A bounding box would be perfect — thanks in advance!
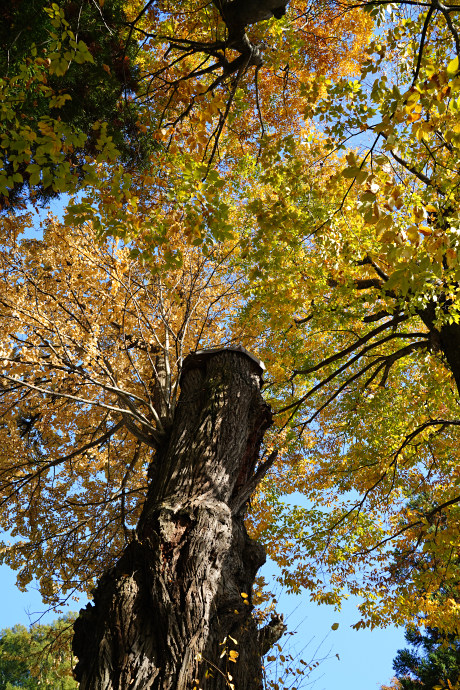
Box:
[73,349,283,690]
[418,302,460,397]
[437,320,460,395]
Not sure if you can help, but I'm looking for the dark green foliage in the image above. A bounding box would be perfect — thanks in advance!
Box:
[393,627,460,690]
[0,0,153,209]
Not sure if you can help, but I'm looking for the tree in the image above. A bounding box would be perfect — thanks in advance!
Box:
[8,0,460,682]
[0,2,375,683]
[0,616,77,689]
[0,219,290,687]
[0,0,149,210]
[381,627,460,690]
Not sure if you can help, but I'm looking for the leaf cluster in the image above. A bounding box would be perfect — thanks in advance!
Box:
[0,0,150,209]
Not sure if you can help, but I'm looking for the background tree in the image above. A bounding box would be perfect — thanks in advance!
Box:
[381,627,460,690]
[0,0,150,210]
[0,616,77,690]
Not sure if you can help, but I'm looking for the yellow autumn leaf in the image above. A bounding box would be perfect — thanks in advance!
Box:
[447,56,459,76]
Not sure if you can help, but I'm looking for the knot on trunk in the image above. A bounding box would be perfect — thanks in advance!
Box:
[258,613,287,656]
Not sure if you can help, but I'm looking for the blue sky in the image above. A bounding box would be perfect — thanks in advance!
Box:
[263,558,406,690]
[0,556,406,690]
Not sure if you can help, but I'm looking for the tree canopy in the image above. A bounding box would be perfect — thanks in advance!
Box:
[0,219,251,600]
[0,0,370,242]
[229,0,460,632]
[2,0,460,669]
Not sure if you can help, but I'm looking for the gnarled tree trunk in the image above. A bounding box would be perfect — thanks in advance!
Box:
[73,348,284,690]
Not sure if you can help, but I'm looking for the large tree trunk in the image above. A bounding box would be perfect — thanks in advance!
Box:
[73,348,284,690]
